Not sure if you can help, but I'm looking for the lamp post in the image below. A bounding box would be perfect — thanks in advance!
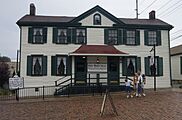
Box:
[150,44,156,91]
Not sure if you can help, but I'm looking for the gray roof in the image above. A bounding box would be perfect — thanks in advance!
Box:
[17,15,173,29]
[171,45,182,56]
[119,18,171,26]
[17,15,75,23]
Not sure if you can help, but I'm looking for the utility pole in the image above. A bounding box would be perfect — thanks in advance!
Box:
[153,44,156,91]
[136,0,139,19]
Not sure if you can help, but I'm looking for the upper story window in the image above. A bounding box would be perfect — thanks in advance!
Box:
[93,14,101,25]
[53,28,70,44]
[28,27,47,44]
[108,29,118,45]
[144,30,161,46]
[57,29,67,44]
[27,55,47,76]
[76,29,86,44]
[104,29,119,45]
[126,30,136,45]
[148,31,157,45]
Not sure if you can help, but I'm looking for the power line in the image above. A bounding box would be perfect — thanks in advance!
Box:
[160,2,182,17]
[156,0,173,12]
[171,29,182,35]
[139,0,158,15]
[158,0,182,16]
[139,0,146,6]
[171,35,182,41]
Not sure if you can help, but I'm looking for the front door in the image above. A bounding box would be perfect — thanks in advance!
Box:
[75,56,87,85]
[107,57,119,85]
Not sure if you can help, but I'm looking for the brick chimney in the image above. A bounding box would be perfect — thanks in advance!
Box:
[149,10,155,19]
[30,3,36,16]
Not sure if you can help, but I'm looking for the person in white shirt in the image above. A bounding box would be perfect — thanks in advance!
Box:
[125,78,133,98]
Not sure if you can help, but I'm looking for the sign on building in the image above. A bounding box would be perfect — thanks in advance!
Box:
[9,77,24,90]
[88,64,107,72]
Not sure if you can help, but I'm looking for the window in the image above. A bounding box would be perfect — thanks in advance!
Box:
[148,31,157,45]
[93,14,101,25]
[51,56,72,76]
[126,57,136,76]
[145,56,163,76]
[33,28,43,43]
[126,31,136,45]
[53,28,70,44]
[76,29,86,44]
[122,57,141,76]
[28,27,47,44]
[27,55,47,76]
[144,30,161,46]
[57,57,67,75]
[57,29,67,44]
[108,30,118,45]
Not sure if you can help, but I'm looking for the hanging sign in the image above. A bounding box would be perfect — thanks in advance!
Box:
[9,77,24,90]
[88,64,107,72]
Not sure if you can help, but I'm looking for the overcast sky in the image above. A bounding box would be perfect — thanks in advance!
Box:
[0,0,182,60]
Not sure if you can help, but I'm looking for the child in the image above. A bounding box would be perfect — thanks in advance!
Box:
[125,78,133,98]
[141,74,146,96]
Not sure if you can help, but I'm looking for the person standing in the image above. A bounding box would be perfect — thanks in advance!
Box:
[125,78,133,98]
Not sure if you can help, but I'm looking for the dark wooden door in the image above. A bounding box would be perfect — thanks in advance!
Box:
[107,57,119,85]
[75,56,87,85]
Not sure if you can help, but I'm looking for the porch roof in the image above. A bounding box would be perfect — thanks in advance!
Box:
[69,45,128,56]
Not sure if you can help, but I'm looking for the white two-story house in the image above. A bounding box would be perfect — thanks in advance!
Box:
[17,4,173,91]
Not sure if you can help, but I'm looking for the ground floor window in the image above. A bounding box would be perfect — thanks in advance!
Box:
[51,55,71,76]
[122,57,141,76]
[27,55,47,76]
[145,56,163,76]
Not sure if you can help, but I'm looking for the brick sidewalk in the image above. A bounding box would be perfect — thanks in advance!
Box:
[0,89,182,120]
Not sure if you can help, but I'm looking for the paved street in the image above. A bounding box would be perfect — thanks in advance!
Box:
[0,88,182,120]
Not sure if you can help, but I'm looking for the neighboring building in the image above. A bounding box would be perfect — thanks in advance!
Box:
[16,4,173,91]
[171,45,182,85]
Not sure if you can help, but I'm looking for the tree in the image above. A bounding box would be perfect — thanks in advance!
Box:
[0,62,10,88]
[0,56,11,62]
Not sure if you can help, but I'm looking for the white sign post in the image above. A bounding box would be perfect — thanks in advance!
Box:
[9,77,24,90]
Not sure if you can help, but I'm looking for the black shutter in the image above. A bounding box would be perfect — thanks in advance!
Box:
[66,56,72,75]
[28,27,33,43]
[43,28,47,43]
[67,29,71,44]
[123,29,127,44]
[145,57,150,76]
[122,57,127,76]
[27,56,32,76]
[42,56,47,76]
[137,57,141,72]
[157,30,161,46]
[51,56,57,76]
[136,30,140,45]
[53,28,58,43]
[72,28,76,44]
[118,29,123,45]
[158,57,163,76]
[104,29,108,44]
[144,31,148,45]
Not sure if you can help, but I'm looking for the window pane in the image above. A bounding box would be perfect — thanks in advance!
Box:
[57,57,66,75]
[57,29,67,43]
[127,58,136,75]
[148,31,157,45]
[33,28,43,43]
[149,57,158,75]
[126,31,136,45]
[108,30,118,44]
[94,14,101,25]
[32,57,42,75]
[76,29,86,44]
